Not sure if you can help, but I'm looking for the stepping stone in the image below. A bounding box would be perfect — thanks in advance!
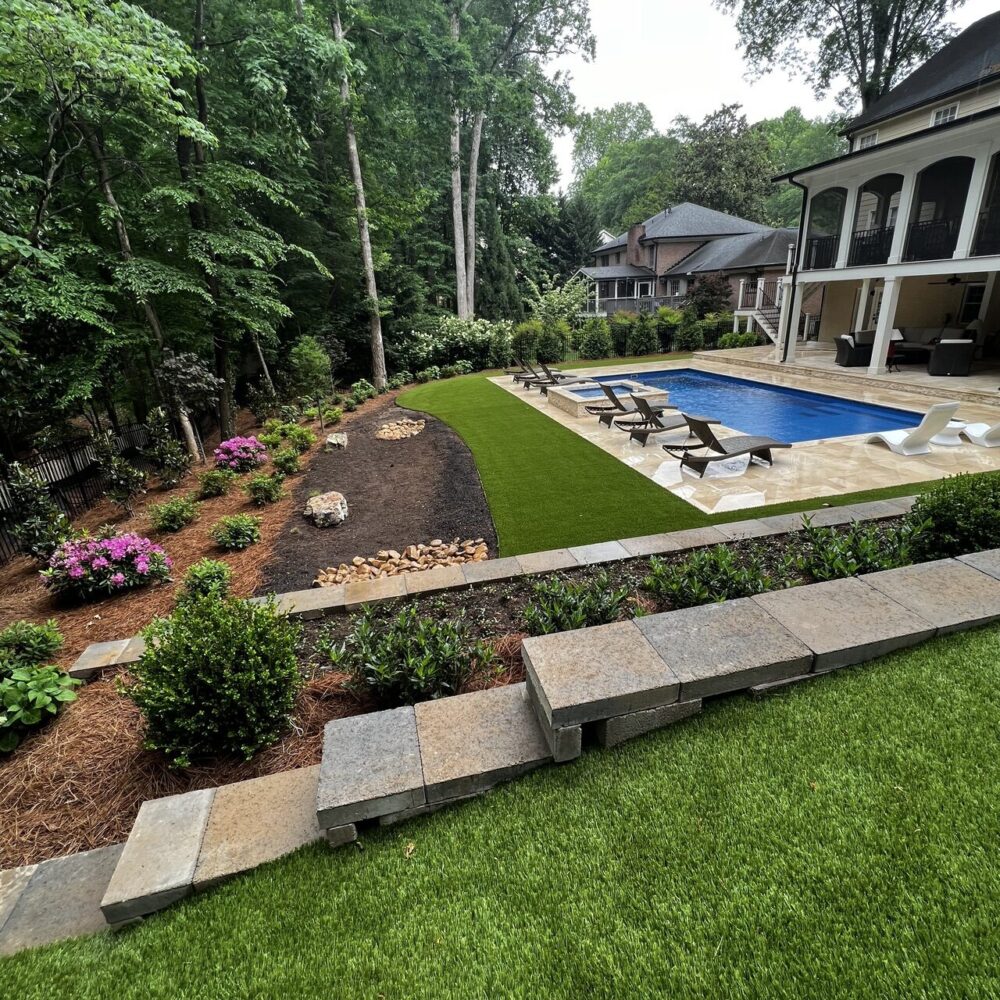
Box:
[317,706,425,829]
[754,512,809,534]
[522,620,680,728]
[343,574,407,610]
[0,864,37,937]
[0,845,123,956]
[69,639,132,679]
[462,556,522,586]
[193,766,324,890]
[849,498,913,519]
[121,636,146,663]
[752,577,936,671]
[957,548,1000,581]
[414,683,551,803]
[594,698,702,748]
[567,540,630,566]
[271,586,346,620]
[619,526,726,557]
[861,558,1000,635]
[516,549,579,575]
[801,506,862,527]
[637,599,814,700]
[101,788,215,924]
[404,564,467,596]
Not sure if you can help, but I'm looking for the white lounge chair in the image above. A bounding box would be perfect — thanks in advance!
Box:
[865,401,960,456]
[961,421,1000,447]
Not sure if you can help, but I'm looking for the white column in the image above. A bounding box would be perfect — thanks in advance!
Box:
[854,277,872,331]
[887,172,918,264]
[774,275,792,360]
[979,272,997,323]
[867,276,901,374]
[732,312,739,333]
[784,283,804,363]
[594,281,600,314]
[737,278,746,311]
[834,184,860,268]
[954,147,995,259]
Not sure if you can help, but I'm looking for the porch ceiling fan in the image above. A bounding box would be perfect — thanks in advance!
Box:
[928,274,979,285]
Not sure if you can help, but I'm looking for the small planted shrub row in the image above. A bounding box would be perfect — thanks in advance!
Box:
[176,558,232,606]
[258,420,315,454]
[0,618,62,675]
[197,468,237,498]
[244,472,285,506]
[645,545,777,609]
[214,435,267,472]
[42,534,172,601]
[148,495,199,533]
[906,472,1000,560]
[522,572,632,635]
[210,514,262,550]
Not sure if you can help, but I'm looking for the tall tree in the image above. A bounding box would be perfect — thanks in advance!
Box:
[571,102,655,179]
[715,0,964,109]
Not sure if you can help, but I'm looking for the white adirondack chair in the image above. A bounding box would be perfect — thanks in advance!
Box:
[865,401,960,456]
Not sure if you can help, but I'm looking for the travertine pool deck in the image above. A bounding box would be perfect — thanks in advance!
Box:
[494,355,1000,514]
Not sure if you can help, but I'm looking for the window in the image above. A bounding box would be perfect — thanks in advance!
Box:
[960,283,986,325]
[857,131,878,150]
[666,278,682,297]
[932,103,959,126]
[614,251,621,265]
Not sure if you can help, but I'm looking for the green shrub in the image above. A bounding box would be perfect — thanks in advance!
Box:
[906,473,1000,560]
[608,311,636,354]
[535,320,570,363]
[645,546,777,608]
[350,378,377,402]
[387,371,413,390]
[244,472,285,506]
[523,572,631,635]
[210,514,261,550]
[794,515,920,582]
[577,318,613,360]
[271,448,301,475]
[672,310,704,352]
[127,596,301,766]
[278,404,300,423]
[512,319,542,360]
[285,336,332,405]
[0,665,80,753]
[322,605,495,707]
[176,558,232,607]
[414,366,441,383]
[441,360,474,378]
[0,619,62,678]
[4,462,73,563]
[258,421,315,454]
[143,407,192,488]
[196,468,237,499]
[717,331,760,350]
[94,431,146,515]
[323,405,343,425]
[148,494,199,533]
[656,305,684,335]
[343,397,358,411]
[246,379,279,424]
[285,426,315,454]
[629,313,659,355]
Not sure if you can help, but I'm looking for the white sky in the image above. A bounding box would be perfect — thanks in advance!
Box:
[550,0,1000,188]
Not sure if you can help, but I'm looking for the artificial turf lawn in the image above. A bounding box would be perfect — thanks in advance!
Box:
[399,371,936,556]
[6,626,1000,998]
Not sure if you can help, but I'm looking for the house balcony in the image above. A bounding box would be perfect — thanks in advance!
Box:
[848,226,895,266]
[803,235,839,271]
[903,218,960,262]
[583,295,686,317]
[973,209,1000,257]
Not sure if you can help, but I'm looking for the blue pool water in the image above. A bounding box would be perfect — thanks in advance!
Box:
[577,369,919,444]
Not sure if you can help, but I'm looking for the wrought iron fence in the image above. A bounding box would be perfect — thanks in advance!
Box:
[904,218,958,261]
[848,226,895,266]
[803,235,838,270]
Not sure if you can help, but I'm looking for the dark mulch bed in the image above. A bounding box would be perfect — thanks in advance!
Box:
[258,393,497,593]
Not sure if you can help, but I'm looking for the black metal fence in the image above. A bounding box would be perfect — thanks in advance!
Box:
[0,424,155,568]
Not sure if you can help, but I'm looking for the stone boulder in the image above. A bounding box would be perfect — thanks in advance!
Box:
[325,433,348,451]
[304,491,349,528]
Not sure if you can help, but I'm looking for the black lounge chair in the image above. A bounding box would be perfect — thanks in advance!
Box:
[663,415,791,478]
[590,385,674,427]
[612,397,700,446]
[512,360,549,384]
[526,361,597,394]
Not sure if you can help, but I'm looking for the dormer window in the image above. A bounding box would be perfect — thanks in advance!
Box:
[857,131,878,150]
[932,103,959,126]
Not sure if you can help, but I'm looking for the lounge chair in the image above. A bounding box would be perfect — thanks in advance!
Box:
[587,384,674,426]
[663,415,791,477]
[526,361,597,394]
[961,421,1000,448]
[865,401,960,456]
[613,396,700,446]
[512,360,549,384]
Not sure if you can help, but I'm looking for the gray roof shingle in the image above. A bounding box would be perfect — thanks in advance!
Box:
[577,264,655,280]
[593,202,769,253]
[663,229,798,276]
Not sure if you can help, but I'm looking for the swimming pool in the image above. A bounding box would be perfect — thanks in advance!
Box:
[579,369,920,443]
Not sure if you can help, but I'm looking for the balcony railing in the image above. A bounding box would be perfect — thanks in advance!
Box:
[583,294,687,316]
[973,209,1000,257]
[848,226,895,266]
[803,235,839,270]
[904,218,959,262]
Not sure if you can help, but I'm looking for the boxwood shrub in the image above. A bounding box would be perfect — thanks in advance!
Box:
[907,472,1000,560]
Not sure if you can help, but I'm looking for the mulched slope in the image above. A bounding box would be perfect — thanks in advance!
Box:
[258,394,497,593]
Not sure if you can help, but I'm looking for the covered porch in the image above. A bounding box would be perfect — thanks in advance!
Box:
[576,264,685,316]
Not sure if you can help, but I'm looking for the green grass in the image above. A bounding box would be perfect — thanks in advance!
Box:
[399,371,936,556]
[7,627,1000,998]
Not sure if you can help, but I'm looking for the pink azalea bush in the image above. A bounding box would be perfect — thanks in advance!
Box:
[42,534,172,601]
[214,436,267,473]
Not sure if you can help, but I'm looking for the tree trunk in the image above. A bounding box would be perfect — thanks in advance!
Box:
[177,408,203,463]
[332,6,387,388]
[464,109,484,316]
[450,8,469,318]
[251,332,276,392]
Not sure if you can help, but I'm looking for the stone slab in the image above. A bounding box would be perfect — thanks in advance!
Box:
[749,670,834,697]
[801,506,862,527]
[522,620,680,728]
[414,684,551,803]
[378,791,482,826]
[462,556,523,586]
[957,548,1000,581]
[636,599,814,700]
[121,636,146,662]
[849,498,913,519]
[193,766,323,890]
[713,519,781,541]
[101,788,215,924]
[317,706,425,828]
[404,564,468,596]
[69,639,131,679]
[860,558,1000,635]
[325,824,359,847]
[619,526,727,558]
[272,586,346,620]
[751,577,936,671]
[567,541,630,566]
[0,865,36,937]
[524,674,582,762]
[594,698,702,748]
[343,574,407,611]
[754,512,810,534]
[516,549,579,575]
[1,846,123,956]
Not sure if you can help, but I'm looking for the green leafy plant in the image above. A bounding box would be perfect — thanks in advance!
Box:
[0,619,63,678]
[535,319,570,363]
[350,378,377,402]
[94,431,146,516]
[210,514,261,550]
[672,309,705,352]
[718,331,760,349]
[522,572,631,635]
[176,558,232,607]
[414,366,441,383]
[126,596,301,767]
[143,407,192,488]
[323,405,343,425]
[148,494,199,533]
[259,421,315,454]
[387,371,413,390]
[0,665,81,753]
[271,447,300,475]
[629,313,659,355]
[795,515,924,582]
[3,462,73,563]
[244,471,285,506]
[906,473,1000,560]
[321,605,495,707]
[196,468,237,499]
[577,318,613,360]
[246,379,279,424]
[644,546,777,608]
